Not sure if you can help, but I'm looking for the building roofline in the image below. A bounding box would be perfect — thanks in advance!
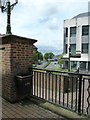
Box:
[64,12,90,21]
[72,12,90,19]
[0,34,37,43]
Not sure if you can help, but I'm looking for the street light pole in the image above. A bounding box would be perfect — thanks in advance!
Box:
[6,1,11,34]
[0,0,18,34]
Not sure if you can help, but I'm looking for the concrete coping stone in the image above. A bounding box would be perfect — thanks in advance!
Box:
[28,96,89,119]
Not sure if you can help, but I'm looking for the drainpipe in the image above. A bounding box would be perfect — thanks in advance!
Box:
[68,45,71,72]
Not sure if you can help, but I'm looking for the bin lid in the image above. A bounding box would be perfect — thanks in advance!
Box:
[16,74,32,79]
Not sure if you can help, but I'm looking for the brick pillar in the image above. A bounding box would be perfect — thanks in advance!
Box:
[0,34,37,102]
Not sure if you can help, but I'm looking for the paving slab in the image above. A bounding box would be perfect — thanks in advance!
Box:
[2,98,66,119]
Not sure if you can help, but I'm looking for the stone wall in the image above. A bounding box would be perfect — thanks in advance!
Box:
[1,35,37,102]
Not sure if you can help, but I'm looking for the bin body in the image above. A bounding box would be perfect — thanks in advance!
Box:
[16,75,32,98]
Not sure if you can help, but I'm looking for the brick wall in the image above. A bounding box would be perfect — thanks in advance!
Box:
[2,43,11,101]
[1,35,37,102]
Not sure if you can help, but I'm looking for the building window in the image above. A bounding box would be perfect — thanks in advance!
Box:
[70,27,76,37]
[88,62,90,71]
[65,44,67,53]
[64,28,68,37]
[82,43,88,53]
[64,61,68,69]
[71,61,77,69]
[66,28,68,37]
[82,25,89,36]
[80,61,86,70]
[70,44,76,55]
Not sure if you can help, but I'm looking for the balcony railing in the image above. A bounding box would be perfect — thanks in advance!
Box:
[32,68,90,116]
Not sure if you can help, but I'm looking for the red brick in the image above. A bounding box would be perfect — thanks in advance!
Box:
[1,35,37,102]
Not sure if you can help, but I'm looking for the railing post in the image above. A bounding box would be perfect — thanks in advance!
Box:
[87,79,90,116]
[78,75,82,115]
[28,67,33,95]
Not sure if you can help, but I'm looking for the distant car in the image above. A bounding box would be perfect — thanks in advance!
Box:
[53,58,58,61]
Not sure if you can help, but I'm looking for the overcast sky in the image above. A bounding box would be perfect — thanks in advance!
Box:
[0,0,89,55]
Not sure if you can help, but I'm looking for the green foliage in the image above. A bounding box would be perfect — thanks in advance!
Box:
[44,52,55,61]
[38,51,43,61]
[32,51,43,64]
[58,53,64,65]
[32,51,38,64]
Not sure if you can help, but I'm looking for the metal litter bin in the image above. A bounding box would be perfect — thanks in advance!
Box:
[16,74,32,97]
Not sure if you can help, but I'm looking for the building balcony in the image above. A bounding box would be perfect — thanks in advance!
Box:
[1,68,90,119]
[2,97,64,119]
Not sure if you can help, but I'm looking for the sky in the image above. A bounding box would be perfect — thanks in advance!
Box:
[0,0,90,55]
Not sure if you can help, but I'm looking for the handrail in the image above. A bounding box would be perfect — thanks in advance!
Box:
[32,67,90,77]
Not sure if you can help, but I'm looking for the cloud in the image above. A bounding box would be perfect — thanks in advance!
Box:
[47,17,59,30]
[0,0,89,54]
[37,45,63,55]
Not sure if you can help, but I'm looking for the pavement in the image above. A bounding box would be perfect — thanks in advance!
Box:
[2,97,66,119]
[35,61,60,70]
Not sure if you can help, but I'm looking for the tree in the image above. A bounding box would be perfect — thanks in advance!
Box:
[38,51,43,61]
[44,52,55,61]
[58,53,64,67]
[32,51,38,64]
[44,53,49,61]
[32,51,43,64]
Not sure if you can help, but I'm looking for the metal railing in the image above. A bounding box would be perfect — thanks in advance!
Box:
[32,68,90,116]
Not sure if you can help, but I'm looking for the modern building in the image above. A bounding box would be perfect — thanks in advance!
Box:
[63,12,90,71]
